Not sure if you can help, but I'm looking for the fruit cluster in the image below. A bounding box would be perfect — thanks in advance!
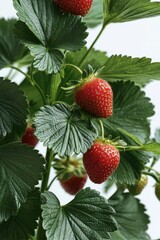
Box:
[56,75,120,194]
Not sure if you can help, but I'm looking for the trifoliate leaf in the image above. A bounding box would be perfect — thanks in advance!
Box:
[105,0,160,24]
[41,188,117,240]
[34,103,97,156]
[0,18,27,70]
[98,55,160,85]
[0,189,41,240]
[109,191,151,240]
[84,0,103,28]
[107,81,154,142]
[0,78,28,138]
[13,0,88,74]
[0,142,44,222]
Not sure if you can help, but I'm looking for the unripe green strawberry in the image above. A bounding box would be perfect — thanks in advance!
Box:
[83,141,120,184]
[128,175,148,195]
[54,0,93,16]
[155,182,160,200]
[75,77,113,118]
[21,126,38,147]
[60,174,87,195]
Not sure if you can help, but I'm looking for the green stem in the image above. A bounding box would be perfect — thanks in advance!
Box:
[30,63,46,105]
[36,149,53,240]
[5,68,13,80]
[145,166,160,176]
[99,119,105,139]
[9,65,30,79]
[142,171,160,183]
[41,149,53,192]
[65,63,83,75]
[47,170,64,190]
[150,156,158,169]
[9,65,46,105]
[118,145,143,151]
[79,24,106,67]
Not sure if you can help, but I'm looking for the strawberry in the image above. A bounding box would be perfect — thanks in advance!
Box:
[155,182,160,201]
[83,141,120,184]
[60,174,87,195]
[21,126,38,147]
[54,0,93,16]
[128,175,148,195]
[53,156,87,195]
[74,77,113,118]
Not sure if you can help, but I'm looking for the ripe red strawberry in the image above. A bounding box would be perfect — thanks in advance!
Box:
[75,77,113,118]
[128,175,148,195]
[83,141,120,184]
[21,126,38,147]
[60,174,87,195]
[54,0,93,16]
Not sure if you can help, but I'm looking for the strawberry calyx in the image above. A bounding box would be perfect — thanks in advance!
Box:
[62,65,96,94]
[53,155,86,181]
[95,137,127,149]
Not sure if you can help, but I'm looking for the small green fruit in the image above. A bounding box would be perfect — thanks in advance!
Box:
[128,175,148,195]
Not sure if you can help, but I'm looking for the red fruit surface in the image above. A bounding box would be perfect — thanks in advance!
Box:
[60,174,87,195]
[21,127,38,147]
[54,0,93,16]
[75,78,113,118]
[83,142,120,184]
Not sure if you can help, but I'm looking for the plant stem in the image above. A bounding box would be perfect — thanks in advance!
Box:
[36,149,53,240]
[79,25,106,67]
[142,171,160,183]
[99,119,105,139]
[9,65,46,105]
[65,63,83,75]
[30,63,46,105]
[47,171,64,190]
[118,145,143,151]
[9,65,30,79]
[41,149,53,192]
[145,166,160,176]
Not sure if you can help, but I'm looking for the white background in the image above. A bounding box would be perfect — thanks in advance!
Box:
[1,1,160,239]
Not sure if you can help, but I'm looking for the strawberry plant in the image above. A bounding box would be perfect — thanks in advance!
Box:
[1,0,160,239]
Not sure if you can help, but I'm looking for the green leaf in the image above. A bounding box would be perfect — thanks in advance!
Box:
[13,0,88,74]
[105,0,160,23]
[98,55,160,85]
[0,142,44,222]
[41,188,117,240]
[109,191,150,240]
[0,18,27,70]
[106,81,154,142]
[0,189,41,240]
[0,78,28,138]
[34,103,97,156]
[84,0,103,28]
